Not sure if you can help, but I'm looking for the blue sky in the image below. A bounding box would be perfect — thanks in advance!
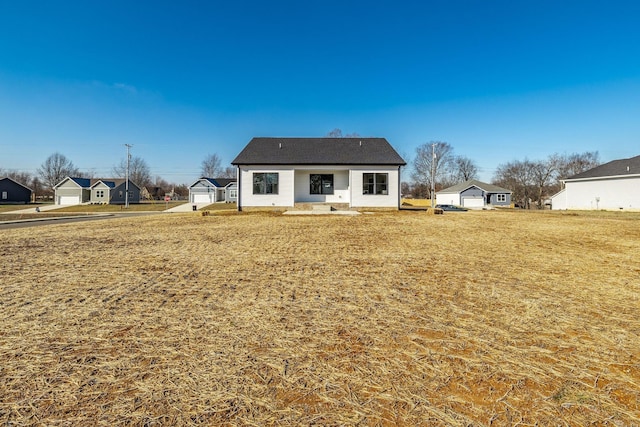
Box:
[1,0,639,184]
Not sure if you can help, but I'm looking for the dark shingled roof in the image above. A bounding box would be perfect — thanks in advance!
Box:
[567,155,640,180]
[202,177,236,187]
[69,177,91,188]
[231,137,406,166]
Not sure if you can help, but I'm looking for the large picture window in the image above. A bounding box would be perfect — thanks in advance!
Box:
[253,173,279,194]
[363,173,388,195]
[310,174,334,195]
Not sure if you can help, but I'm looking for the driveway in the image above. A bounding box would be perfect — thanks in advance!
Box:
[164,202,210,213]
[3,204,66,214]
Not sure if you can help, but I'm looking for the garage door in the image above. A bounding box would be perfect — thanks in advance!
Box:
[193,194,211,203]
[462,197,484,208]
[59,196,80,205]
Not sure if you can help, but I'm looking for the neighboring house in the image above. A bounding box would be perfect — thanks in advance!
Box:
[0,177,32,203]
[54,177,92,205]
[231,137,406,210]
[54,177,140,205]
[551,154,640,210]
[189,177,237,204]
[90,179,141,204]
[436,179,512,209]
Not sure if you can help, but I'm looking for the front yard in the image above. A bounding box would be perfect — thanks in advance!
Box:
[1,210,638,425]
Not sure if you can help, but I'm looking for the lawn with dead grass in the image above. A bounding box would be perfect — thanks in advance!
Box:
[1,210,639,425]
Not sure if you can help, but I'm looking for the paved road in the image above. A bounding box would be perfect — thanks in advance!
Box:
[0,212,162,230]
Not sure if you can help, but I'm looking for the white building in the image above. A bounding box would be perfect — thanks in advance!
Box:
[231,137,406,210]
[551,155,640,211]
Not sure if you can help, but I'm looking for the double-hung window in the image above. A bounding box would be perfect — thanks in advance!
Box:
[310,174,334,195]
[363,173,388,195]
[497,194,506,202]
[253,173,279,194]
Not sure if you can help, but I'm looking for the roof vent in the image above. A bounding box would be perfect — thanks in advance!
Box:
[627,165,630,172]
[279,142,282,149]
[359,140,362,147]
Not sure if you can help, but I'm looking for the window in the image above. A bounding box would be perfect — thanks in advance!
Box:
[497,194,506,202]
[363,173,388,195]
[1,191,7,200]
[253,173,279,194]
[96,190,104,198]
[310,174,334,194]
[229,189,237,198]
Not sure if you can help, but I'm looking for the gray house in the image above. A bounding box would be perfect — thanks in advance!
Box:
[90,179,141,204]
[55,177,140,205]
[0,177,32,203]
[189,178,237,204]
[436,179,512,209]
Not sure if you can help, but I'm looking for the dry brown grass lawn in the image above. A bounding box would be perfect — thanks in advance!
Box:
[1,210,639,426]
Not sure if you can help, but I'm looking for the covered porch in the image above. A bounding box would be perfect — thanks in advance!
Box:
[293,168,351,206]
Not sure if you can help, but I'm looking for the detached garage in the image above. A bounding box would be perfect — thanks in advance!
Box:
[436,179,512,209]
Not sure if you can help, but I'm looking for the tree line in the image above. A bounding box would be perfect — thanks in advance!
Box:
[407,141,600,208]
[1,152,235,200]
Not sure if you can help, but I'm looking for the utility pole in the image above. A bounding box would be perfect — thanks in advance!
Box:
[431,142,436,208]
[125,144,132,208]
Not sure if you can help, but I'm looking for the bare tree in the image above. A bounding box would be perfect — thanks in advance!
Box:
[326,128,360,137]
[556,151,600,180]
[220,166,236,178]
[531,155,559,209]
[112,156,151,187]
[493,159,535,209]
[201,154,222,177]
[326,128,343,138]
[37,152,80,190]
[411,141,455,198]
[0,169,32,185]
[453,156,479,182]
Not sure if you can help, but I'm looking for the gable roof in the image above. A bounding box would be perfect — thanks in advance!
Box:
[91,179,120,189]
[566,155,640,180]
[213,178,236,187]
[0,177,33,191]
[231,137,406,166]
[438,179,512,194]
[54,176,91,189]
[190,177,237,189]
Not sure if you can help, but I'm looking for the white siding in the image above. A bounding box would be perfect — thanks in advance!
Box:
[350,166,401,208]
[550,189,566,210]
[294,168,350,203]
[554,176,640,210]
[238,167,295,207]
[435,193,460,206]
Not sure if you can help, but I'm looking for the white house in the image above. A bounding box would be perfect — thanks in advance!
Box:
[551,154,640,211]
[231,137,406,210]
[436,179,512,209]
